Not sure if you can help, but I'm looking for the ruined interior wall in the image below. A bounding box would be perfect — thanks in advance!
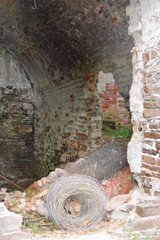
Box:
[36,70,102,175]
[98,71,130,126]
[0,1,134,182]
[0,49,35,187]
[127,0,160,192]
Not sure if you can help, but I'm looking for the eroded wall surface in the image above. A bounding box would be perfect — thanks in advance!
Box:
[127,0,160,192]
[0,49,35,187]
[0,1,133,182]
[98,71,130,126]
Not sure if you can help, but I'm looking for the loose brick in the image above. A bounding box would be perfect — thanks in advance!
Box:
[136,204,160,217]
[142,52,150,66]
[132,218,155,231]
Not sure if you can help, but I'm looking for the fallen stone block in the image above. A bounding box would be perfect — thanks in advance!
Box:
[132,218,156,231]
[124,216,160,232]
[106,194,131,211]
[0,203,22,234]
[111,210,129,220]
[154,190,160,197]
[136,204,160,217]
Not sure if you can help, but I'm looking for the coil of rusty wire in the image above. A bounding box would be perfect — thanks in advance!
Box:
[46,175,107,231]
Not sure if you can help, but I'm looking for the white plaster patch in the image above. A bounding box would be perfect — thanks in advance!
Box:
[97,71,115,93]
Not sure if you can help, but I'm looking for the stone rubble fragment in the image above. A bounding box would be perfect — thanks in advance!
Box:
[106,194,131,212]
[0,203,22,234]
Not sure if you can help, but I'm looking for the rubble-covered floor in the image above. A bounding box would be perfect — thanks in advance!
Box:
[0,138,160,240]
[1,186,160,240]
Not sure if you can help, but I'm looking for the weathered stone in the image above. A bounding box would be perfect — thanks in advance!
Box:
[132,218,156,231]
[125,217,160,233]
[136,204,160,217]
[154,190,160,197]
[0,203,22,234]
[0,231,32,240]
[66,141,128,182]
[111,210,129,220]
[106,194,131,212]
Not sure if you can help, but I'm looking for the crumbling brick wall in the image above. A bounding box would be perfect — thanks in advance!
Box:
[36,71,102,174]
[127,0,160,193]
[98,71,130,127]
[0,50,35,187]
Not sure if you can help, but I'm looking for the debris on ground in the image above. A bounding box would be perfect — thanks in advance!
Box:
[0,139,134,235]
[2,185,160,239]
[47,175,107,231]
[0,202,22,234]
[1,139,159,239]
[66,140,128,182]
[103,165,134,198]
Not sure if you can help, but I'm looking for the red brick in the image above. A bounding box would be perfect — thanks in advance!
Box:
[142,155,155,165]
[143,109,160,118]
[149,123,160,129]
[144,132,160,139]
[143,102,154,109]
[156,159,160,167]
[29,181,39,191]
[142,53,150,66]
[141,169,160,178]
[143,148,158,155]
[76,132,87,138]
[156,142,160,150]
[142,163,160,173]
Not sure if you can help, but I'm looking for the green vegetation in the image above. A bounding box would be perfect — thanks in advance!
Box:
[102,122,132,140]
[22,212,59,235]
[128,227,149,240]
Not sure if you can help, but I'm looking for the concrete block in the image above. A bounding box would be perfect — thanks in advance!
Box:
[0,203,22,234]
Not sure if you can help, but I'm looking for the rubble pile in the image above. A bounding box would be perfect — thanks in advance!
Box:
[1,169,65,218]
[1,169,160,239]
[46,175,107,231]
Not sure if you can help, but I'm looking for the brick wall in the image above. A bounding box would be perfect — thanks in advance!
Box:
[127,0,160,193]
[34,71,102,175]
[98,72,130,126]
[0,50,35,187]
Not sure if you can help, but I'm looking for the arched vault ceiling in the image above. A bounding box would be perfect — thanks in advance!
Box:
[0,0,131,73]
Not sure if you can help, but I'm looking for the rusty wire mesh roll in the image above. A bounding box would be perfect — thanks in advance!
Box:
[46,175,107,231]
